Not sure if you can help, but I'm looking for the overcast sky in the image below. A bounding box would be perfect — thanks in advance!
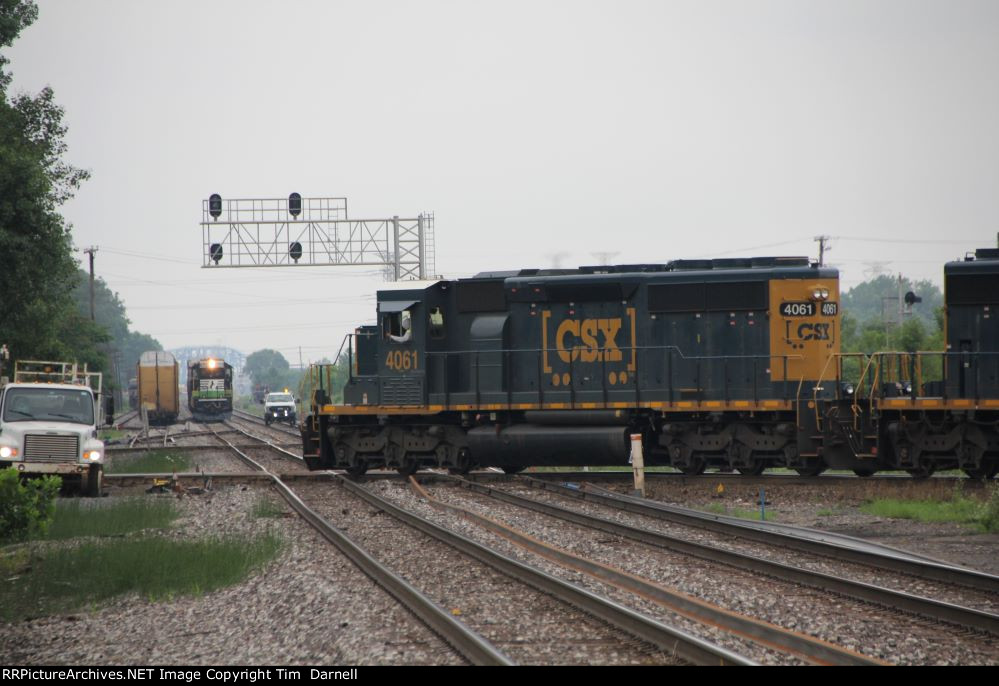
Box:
[8,0,999,364]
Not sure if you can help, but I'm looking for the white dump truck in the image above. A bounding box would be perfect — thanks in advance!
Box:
[0,360,107,496]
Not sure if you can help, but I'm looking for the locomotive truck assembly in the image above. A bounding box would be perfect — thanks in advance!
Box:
[299,250,999,480]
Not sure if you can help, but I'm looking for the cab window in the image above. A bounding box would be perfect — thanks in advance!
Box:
[429,307,445,339]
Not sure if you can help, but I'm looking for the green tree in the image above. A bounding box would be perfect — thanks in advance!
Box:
[0,1,96,366]
[841,275,942,330]
[70,269,163,376]
[245,349,294,393]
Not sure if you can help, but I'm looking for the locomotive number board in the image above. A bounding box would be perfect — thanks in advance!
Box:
[780,302,838,317]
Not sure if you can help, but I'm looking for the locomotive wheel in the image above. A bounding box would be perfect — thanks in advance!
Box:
[794,462,826,477]
[736,460,766,476]
[679,460,706,476]
[906,465,936,480]
[853,468,876,477]
[396,458,419,476]
[963,464,998,480]
[448,450,473,475]
[501,465,526,475]
[345,458,368,477]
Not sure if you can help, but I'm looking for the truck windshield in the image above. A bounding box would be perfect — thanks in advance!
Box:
[266,394,294,403]
[2,387,95,425]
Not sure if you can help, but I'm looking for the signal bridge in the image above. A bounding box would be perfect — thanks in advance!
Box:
[200,194,436,281]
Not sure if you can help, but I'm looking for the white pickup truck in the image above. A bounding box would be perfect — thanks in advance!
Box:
[264,391,297,427]
[0,361,107,496]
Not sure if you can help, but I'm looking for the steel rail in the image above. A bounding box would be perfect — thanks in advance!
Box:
[516,476,999,594]
[205,428,512,665]
[231,409,301,437]
[329,474,753,665]
[450,477,999,635]
[408,479,883,666]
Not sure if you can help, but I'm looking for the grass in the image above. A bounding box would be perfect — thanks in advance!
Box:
[107,449,192,474]
[99,429,127,441]
[0,534,281,622]
[44,498,178,540]
[861,487,999,532]
[251,496,287,519]
[703,502,777,521]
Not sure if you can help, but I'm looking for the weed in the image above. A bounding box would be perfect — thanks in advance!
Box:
[44,498,178,540]
[0,534,281,622]
[106,450,192,475]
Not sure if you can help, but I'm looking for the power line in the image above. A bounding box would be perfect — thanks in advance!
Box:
[834,236,983,245]
[692,237,811,259]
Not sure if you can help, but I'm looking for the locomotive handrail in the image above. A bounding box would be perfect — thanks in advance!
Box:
[811,353,869,432]
[863,349,999,405]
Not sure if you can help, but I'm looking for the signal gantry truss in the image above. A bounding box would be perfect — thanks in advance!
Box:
[200,195,435,281]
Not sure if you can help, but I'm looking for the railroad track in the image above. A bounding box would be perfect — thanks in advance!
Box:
[502,476,999,595]
[199,426,512,665]
[442,476,999,637]
[231,408,300,438]
[95,436,994,663]
[212,426,768,664]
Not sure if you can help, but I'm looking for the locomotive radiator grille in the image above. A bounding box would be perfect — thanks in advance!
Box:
[381,377,424,405]
[24,434,80,463]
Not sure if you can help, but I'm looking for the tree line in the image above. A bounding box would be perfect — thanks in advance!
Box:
[0,1,161,386]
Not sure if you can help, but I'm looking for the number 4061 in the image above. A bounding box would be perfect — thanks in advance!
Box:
[385,350,418,371]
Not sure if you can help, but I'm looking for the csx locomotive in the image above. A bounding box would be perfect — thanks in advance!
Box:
[301,250,999,479]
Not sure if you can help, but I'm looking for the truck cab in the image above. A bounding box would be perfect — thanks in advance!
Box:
[0,361,106,496]
[264,391,297,426]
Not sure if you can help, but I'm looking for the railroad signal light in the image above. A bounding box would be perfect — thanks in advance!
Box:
[289,192,302,218]
[209,194,222,220]
[289,241,303,263]
[904,291,922,307]
[210,243,223,264]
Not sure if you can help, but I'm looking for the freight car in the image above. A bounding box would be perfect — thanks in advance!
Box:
[136,351,180,425]
[302,257,846,476]
[188,358,233,422]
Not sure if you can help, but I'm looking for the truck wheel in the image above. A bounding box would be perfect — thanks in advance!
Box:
[86,465,103,497]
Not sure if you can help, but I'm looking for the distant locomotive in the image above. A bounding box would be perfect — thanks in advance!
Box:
[300,251,999,480]
[188,358,233,422]
[136,351,180,425]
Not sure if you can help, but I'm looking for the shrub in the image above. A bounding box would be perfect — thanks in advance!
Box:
[981,484,999,534]
[0,468,62,543]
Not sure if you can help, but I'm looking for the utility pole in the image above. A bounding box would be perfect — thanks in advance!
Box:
[814,236,830,266]
[83,246,98,321]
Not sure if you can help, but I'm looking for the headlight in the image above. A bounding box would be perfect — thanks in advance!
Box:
[812,288,828,300]
[902,382,913,395]
[84,450,101,461]
[0,446,18,458]
[840,382,855,396]
[820,288,829,299]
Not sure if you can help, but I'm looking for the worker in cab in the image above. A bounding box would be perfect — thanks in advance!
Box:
[388,310,413,344]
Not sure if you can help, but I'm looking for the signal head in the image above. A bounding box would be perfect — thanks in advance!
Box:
[209,194,222,220]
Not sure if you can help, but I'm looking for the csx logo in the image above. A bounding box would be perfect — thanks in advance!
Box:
[556,318,623,362]
[796,322,831,341]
